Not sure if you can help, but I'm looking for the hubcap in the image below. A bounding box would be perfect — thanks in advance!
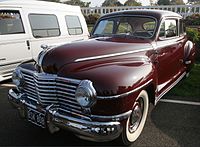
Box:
[128,98,144,133]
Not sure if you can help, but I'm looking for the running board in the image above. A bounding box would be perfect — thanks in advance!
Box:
[155,72,186,105]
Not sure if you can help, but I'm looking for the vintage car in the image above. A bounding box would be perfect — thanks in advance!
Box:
[8,10,195,145]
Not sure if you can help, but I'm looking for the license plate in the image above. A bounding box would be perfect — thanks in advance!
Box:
[27,107,46,128]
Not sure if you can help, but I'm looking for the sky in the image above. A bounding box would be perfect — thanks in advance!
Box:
[74,0,188,7]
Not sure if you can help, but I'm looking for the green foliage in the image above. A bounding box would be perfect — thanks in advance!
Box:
[186,28,200,62]
[188,0,200,4]
[186,28,200,43]
[84,14,100,25]
[185,18,200,58]
[157,0,171,5]
[185,14,200,26]
[124,0,142,6]
[170,0,185,5]
[157,0,185,5]
[64,0,90,7]
[167,64,200,98]
[102,0,123,7]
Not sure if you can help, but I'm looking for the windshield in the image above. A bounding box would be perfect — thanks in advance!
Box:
[93,16,156,39]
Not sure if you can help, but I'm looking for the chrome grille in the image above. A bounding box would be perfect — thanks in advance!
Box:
[21,68,85,117]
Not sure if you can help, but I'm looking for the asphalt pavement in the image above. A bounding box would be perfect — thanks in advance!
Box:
[0,80,199,147]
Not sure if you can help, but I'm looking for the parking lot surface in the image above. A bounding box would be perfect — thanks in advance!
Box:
[0,80,199,147]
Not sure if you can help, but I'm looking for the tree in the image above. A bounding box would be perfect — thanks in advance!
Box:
[102,0,123,7]
[157,0,170,5]
[64,0,91,7]
[170,0,185,5]
[124,0,142,6]
[188,0,200,4]
[149,0,155,5]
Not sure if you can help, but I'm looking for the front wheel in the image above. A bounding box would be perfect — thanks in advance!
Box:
[121,90,149,145]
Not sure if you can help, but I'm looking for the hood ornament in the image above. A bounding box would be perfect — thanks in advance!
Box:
[41,44,49,50]
[36,44,56,72]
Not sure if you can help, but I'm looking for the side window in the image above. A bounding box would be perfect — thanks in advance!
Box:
[29,14,60,38]
[93,20,114,35]
[65,15,83,35]
[165,20,177,38]
[159,19,178,39]
[0,10,24,35]
[159,22,165,37]
[179,19,185,36]
[117,22,132,34]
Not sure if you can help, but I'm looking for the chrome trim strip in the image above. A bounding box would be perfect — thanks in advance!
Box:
[37,45,55,68]
[75,48,152,62]
[155,72,186,104]
[54,112,121,126]
[19,67,81,84]
[91,110,132,121]
[156,42,177,49]
[97,79,153,99]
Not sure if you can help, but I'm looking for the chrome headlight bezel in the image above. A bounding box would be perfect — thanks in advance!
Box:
[12,68,24,91]
[75,80,97,108]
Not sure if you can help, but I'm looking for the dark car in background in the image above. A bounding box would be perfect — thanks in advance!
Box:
[8,10,195,145]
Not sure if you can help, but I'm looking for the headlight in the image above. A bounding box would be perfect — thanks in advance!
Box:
[12,68,24,91]
[75,80,96,108]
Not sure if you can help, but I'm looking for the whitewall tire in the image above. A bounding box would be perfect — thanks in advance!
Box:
[121,90,149,145]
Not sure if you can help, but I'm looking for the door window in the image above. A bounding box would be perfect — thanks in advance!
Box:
[93,20,114,35]
[179,19,185,36]
[65,15,83,35]
[159,19,178,39]
[29,14,60,38]
[0,10,24,35]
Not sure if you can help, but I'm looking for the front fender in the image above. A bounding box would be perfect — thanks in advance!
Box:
[58,60,156,115]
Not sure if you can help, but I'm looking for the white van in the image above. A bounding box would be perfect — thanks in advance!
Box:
[0,0,89,82]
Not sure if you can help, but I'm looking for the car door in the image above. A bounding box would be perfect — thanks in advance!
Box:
[0,9,32,79]
[155,18,185,96]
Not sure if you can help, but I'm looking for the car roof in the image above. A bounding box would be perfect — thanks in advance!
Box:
[101,9,182,20]
[0,0,80,12]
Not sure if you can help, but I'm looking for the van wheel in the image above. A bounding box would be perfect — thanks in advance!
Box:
[121,90,149,145]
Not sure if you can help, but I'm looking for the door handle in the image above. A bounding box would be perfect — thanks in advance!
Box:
[153,49,159,54]
[178,42,182,47]
[26,40,30,50]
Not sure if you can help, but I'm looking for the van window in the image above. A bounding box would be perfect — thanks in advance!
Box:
[29,14,60,38]
[0,10,24,35]
[65,15,83,35]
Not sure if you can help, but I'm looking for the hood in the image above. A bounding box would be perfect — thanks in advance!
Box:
[42,37,153,73]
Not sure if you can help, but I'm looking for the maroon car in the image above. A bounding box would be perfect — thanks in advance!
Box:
[8,10,195,145]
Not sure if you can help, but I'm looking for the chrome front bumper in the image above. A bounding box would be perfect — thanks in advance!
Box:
[8,89,130,142]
